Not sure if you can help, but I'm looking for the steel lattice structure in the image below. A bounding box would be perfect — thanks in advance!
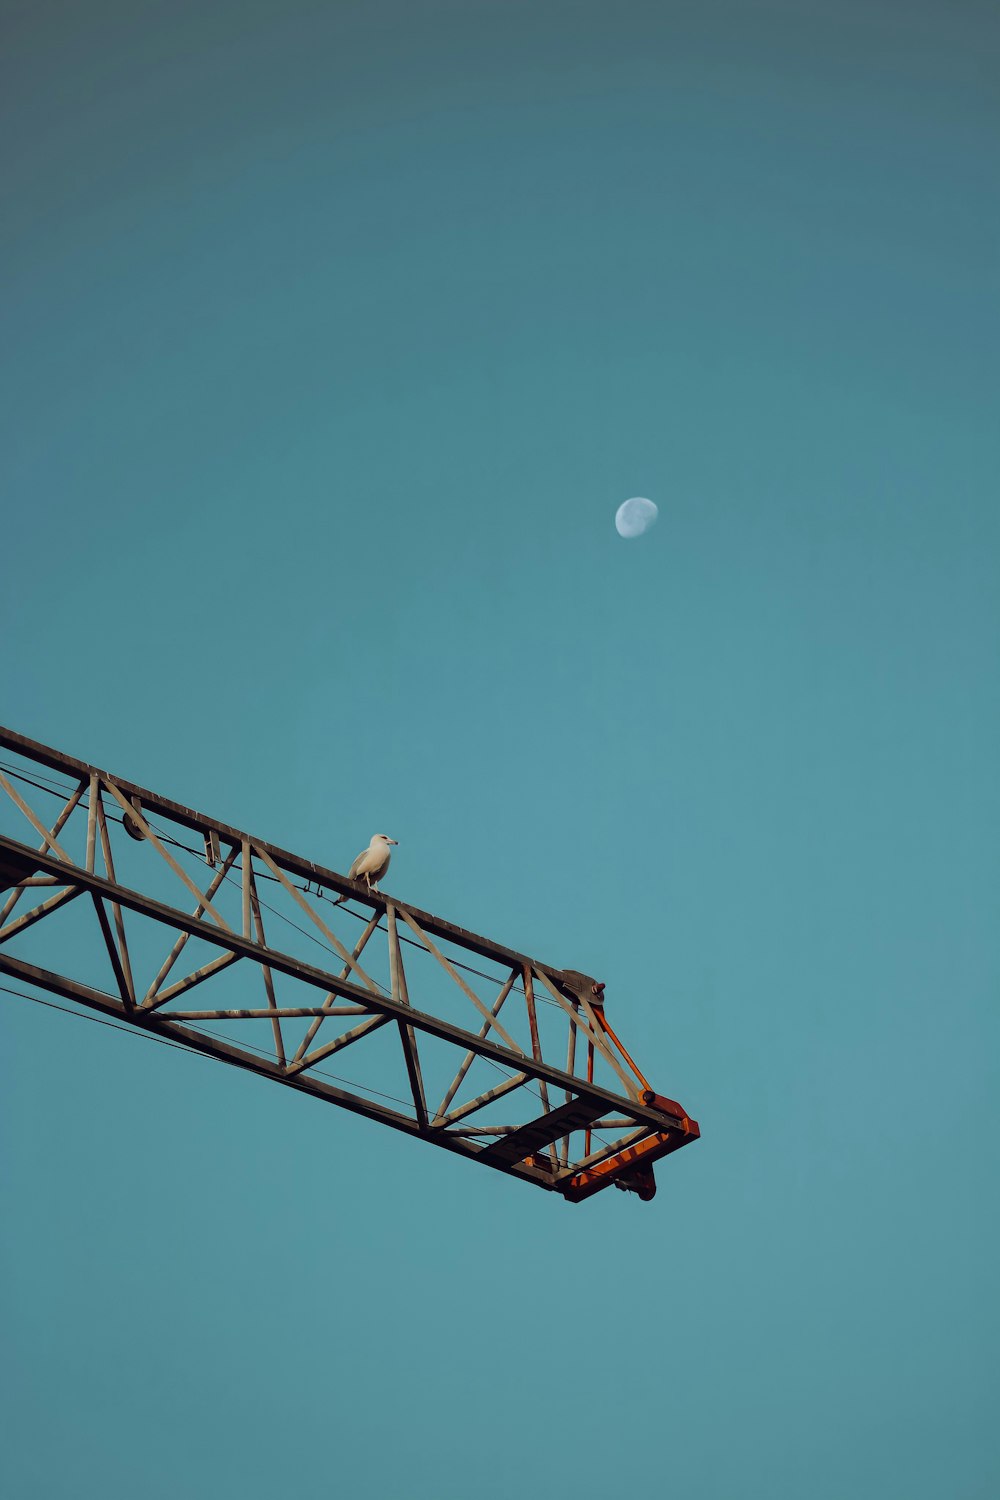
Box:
[0,726,699,1203]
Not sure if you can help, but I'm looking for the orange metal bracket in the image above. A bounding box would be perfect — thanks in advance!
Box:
[561,1093,700,1203]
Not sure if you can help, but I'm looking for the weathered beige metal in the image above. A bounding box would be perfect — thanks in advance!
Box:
[0,725,699,1202]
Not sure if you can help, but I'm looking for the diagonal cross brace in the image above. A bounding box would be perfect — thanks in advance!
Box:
[0,832,683,1134]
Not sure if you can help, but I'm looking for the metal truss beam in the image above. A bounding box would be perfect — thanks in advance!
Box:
[0,726,700,1203]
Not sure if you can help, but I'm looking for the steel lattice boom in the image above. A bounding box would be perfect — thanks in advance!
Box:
[0,726,699,1203]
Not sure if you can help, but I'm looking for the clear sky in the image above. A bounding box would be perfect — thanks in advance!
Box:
[2,2,998,1496]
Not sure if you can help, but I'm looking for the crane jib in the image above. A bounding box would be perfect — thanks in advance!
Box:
[0,724,700,1204]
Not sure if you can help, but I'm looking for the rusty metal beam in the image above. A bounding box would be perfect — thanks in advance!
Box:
[0,951,558,1192]
[0,725,701,1202]
[0,833,679,1131]
[0,726,571,982]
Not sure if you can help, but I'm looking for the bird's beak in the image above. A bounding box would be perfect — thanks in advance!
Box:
[389,839,399,845]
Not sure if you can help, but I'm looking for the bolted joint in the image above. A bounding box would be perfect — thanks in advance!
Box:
[560,968,607,1009]
[122,795,146,841]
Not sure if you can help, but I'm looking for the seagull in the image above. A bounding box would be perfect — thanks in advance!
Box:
[345,833,398,894]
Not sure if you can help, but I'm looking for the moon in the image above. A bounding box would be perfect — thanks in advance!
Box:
[615,496,658,539]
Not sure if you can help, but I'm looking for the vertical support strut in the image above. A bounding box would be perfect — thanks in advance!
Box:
[94,791,135,1006]
[248,867,285,1067]
[388,903,428,1129]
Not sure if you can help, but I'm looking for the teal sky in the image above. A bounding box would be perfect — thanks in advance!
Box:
[2,3,998,1496]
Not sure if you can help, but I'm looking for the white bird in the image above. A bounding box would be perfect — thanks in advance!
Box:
[346,833,398,893]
